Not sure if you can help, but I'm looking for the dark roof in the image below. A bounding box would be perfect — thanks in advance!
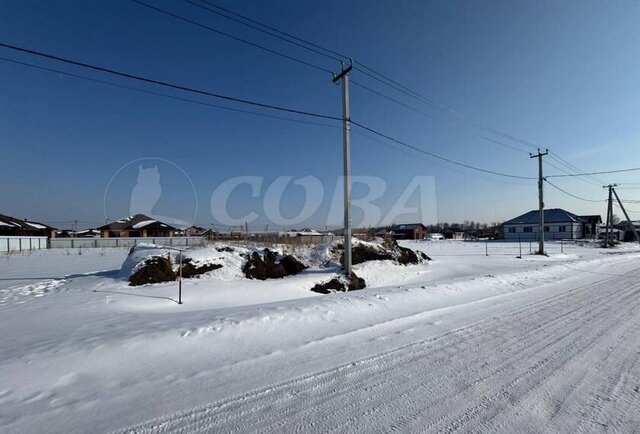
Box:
[392,223,426,230]
[185,225,205,231]
[504,209,585,225]
[0,213,56,231]
[98,214,176,231]
[579,215,602,224]
[442,227,464,233]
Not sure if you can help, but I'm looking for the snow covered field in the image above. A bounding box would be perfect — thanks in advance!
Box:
[1,240,639,433]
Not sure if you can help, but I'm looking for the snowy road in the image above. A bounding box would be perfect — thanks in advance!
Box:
[120,263,640,433]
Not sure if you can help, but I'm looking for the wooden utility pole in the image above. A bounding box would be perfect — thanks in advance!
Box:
[603,184,615,247]
[612,186,640,242]
[333,61,353,277]
[530,149,548,255]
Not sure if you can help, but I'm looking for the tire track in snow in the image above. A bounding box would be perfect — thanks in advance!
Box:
[115,266,640,433]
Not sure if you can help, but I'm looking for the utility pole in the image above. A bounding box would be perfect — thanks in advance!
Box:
[612,186,640,242]
[603,184,615,247]
[333,60,353,277]
[530,149,548,255]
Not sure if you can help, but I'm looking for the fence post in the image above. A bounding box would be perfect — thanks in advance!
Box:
[561,239,564,254]
[485,238,488,256]
[71,239,74,249]
[518,235,522,258]
[178,250,183,305]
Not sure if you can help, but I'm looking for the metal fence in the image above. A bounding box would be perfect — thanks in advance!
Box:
[49,236,207,249]
[0,236,48,253]
[402,239,598,257]
[214,234,335,246]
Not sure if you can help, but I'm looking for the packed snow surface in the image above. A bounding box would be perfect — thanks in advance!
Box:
[1,240,640,433]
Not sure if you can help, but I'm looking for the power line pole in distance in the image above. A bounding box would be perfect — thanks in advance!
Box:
[603,184,615,247]
[333,61,353,278]
[530,149,548,255]
[611,185,640,242]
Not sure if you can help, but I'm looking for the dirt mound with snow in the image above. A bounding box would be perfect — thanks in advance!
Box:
[129,256,176,286]
[243,249,308,280]
[121,243,310,286]
[302,238,430,268]
[310,272,366,294]
[121,243,245,286]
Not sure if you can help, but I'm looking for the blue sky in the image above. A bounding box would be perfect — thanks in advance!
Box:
[1,0,639,230]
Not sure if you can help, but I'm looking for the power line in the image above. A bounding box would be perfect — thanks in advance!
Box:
[613,202,640,214]
[546,167,640,178]
[131,0,334,75]
[0,56,340,129]
[177,0,612,187]
[183,0,344,62]
[543,179,605,202]
[4,42,628,185]
[548,151,607,185]
[544,159,603,187]
[0,41,342,122]
[349,120,536,180]
[168,0,544,155]
[193,0,349,60]
[350,80,531,155]
[351,129,531,186]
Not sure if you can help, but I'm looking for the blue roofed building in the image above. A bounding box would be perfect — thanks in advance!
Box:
[503,209,601,241]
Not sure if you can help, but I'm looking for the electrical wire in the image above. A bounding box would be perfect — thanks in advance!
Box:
[351,129,531,186]
[349,120,536,180]
[0,56,342,129]
[193,0,349,60]
[0,41,342,122]
[350,80,530,155]
[184,0,344,62]
[546,167,640,178]
[548,151,607,185]
[145,0,608,179]
[131,0,334,75]
[543,179,605,202]
[171,0,544,155]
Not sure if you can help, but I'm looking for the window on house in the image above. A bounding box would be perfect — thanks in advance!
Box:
[524,227,532,233]
[559,225,566,232]
[507,227,515,233]
[544,226,550,232]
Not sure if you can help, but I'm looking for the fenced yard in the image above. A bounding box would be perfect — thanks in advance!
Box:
[49,237,206,249]
[0,236,48,253]
[402,239,604,257]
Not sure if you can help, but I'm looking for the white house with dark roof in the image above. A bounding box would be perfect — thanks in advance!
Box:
[503,209,601,241]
